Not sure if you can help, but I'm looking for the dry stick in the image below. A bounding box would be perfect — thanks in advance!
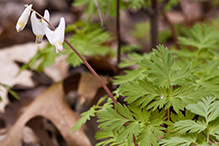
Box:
[32,9,118,104]
[93,0,104,27]
[116,0,121,70]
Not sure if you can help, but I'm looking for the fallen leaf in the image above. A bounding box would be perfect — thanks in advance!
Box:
[0,81,92,146]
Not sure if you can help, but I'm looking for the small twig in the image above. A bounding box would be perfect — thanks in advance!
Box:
[31,8,118,104]
[116,0,121,71]
[167,108,170,121]
[93,0,104,27]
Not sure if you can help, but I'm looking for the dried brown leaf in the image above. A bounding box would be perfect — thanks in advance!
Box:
[0,81,91,146]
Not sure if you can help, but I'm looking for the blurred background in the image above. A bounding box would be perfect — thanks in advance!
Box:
[0,0,219,146]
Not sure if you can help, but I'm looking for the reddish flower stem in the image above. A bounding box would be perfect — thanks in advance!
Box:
[31,8,118,104]
[64,39,118,104]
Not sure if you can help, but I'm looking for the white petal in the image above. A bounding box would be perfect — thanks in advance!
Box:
[45,17,65,53]
[42,10,50,27]
[31,11,44,36]
[16,4,33,32]
[45,27,55,45]
[55,17,65,43]
[31,10,50,43]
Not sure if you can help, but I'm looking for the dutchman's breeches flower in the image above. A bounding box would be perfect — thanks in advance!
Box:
[45,17,65,53]
[16,4,33,32]
[31,10,50,43]
[16,4,65,53]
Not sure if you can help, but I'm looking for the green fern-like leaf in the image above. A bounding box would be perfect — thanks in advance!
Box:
[97,104,130,132]
[117,121,141,144]
[140,45,199,87]
[195,62,219,97]
[95,130,129,146]
[114,68,145,85]
[164,97,219,145]
[178,23,219,50]
[139,45,174,87]
[71,106,96,132]
[174,120,206,133]
[160,134,197,146]
[136,110,166,146]
[120,76,206,113]
[128,106,166,146]
[186,97,219,123]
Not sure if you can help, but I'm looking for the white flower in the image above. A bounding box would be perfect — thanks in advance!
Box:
[31,10,50,43]
[45,17,65,53]
[16,4,33,32]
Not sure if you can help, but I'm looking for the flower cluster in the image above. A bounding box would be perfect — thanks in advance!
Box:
[16,4,65,53]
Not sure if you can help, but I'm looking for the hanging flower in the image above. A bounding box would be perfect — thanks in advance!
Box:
[45,17,65,53]
[16,4,33,32]
[31,10,50,43]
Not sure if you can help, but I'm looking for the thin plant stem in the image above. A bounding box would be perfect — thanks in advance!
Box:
[64,39,118,104]
[167,108,170,121]
[116,0,121,70]
[150,0,158,49]
[31,9,55,30]
[133,134,139,146]
[31,8,118,104]
[93,0,103,27]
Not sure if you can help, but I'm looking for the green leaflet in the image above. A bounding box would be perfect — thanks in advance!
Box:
[19,44,58,73]
[160,134,197,146]
[113,68,145,85]
[95,130,129,146]
[0,83,20,100]
[71,97,113,132]
[174,120,206,133]
[178,23,219,50]
[118,45,208,113]
[120,77,206,113]
[96,102,166,146]
[139,45,199,87]
[71,106,96,132]
[162,97,219,145]
[186,97,219,123]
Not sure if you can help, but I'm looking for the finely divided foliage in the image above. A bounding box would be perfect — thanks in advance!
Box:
[72,41,219,145]
[160,97,219,145]
[119,45,206,114]
[17,2,219,145]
